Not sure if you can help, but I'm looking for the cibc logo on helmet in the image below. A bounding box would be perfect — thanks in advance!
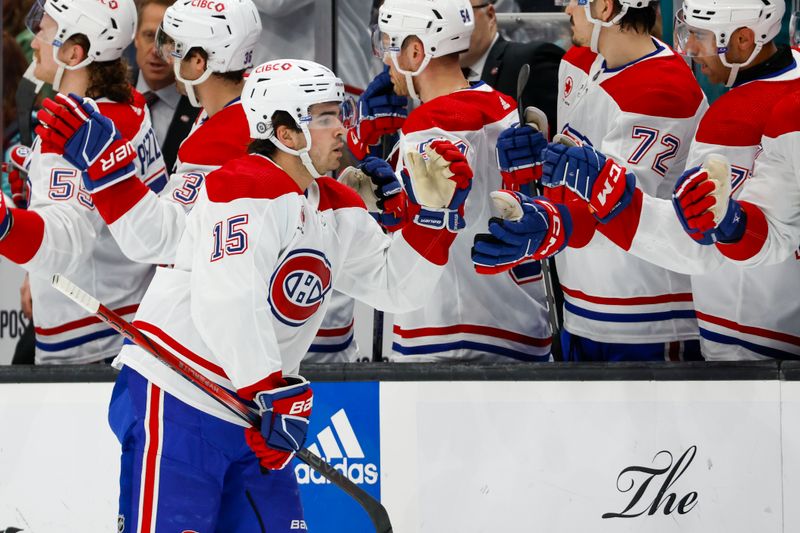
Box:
[253,61,294,74]
[190,0,225,12]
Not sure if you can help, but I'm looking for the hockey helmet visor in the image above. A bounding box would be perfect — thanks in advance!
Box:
[26,0,59,46]
[307,97,359,131]
[674,8,721,58]
[155,23,179,64]
[371,24,394,59]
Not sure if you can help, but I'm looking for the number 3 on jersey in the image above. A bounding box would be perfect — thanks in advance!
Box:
[211,214,249,261]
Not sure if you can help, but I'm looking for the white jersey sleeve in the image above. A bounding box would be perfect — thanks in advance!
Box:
[91,102,251,265]
[715,92,800,266]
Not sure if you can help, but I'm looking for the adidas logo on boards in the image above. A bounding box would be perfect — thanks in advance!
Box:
[295,408,379,485]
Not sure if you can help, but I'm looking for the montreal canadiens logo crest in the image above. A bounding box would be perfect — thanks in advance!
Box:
[268,249,332,327]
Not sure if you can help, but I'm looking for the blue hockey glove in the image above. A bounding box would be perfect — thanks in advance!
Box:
[36,93,136,193]
[541,141,635,223]
[496,125,547,196]
[359,156,408,231]
[245,375,313,470]
[472,190,572,274]
[347,68,408,160]
[672,165,746,245]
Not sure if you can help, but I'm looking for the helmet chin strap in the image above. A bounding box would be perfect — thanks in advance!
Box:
[51,48,92,92]
[389,52,431,105]
[585,2,630,53]
[270,126,322,179]
[174,61,215,108]
[720,44,763,88]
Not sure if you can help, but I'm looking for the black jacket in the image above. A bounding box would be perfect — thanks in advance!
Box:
[480,36,564,137]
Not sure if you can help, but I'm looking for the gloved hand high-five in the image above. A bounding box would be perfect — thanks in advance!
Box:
[404,139,473,232]
[672,156,745,244]
[347,68,408,161]
[4,145,31,209]
[358,156,408,232]
[541,141,636,223]
[472,190,572,274]
[36,93,136,192]
[244,375,313,471]
[496,107,549,196]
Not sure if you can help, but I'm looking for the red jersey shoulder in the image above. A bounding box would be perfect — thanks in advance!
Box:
[764,89,800,139]
[563,46,597,74]
[696,78,800,146]
[317,177,367,211]
[205,154,302,203]
[601,54,703,119]
[403,85,516,134]
[177,102,251,167]
[97,92,147,140]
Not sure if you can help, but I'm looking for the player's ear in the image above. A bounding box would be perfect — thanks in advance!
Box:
[730,27,756,60]
[408,37,425,69]
[59,40,88,67]
[593,0,614,23]
[184,50,207,78]
[276,124,304,150]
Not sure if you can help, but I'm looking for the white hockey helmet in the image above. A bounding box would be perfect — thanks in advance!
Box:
[576,0,659,53]
[242,59,356,178]
[674,0,785,86]
[155,0,262,107]
[25,0,137,90]
[373,0,475,102]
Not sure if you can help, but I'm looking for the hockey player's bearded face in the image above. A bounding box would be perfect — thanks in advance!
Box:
[382,36,423,97]
[690,54,730,85]
[306,102,347,173]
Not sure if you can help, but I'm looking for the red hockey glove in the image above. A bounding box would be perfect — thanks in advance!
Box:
[5,145,31,208]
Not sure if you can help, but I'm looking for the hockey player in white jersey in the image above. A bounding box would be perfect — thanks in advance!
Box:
[677,91,800,268]
[43,0,362,362]
[360,0,553,362]
[527,0,800,359]
[476,0,707,361]
[0,0,167,364]
[104,59,471,531]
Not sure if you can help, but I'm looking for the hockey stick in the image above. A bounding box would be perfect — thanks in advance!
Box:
[51,274,393,533]
[16,61,45,146]
[514,65,562,349]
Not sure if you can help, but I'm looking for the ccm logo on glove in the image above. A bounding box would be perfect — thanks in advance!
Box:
[538,200,565,257]
[101,142,135,172]
[595,161,624,208]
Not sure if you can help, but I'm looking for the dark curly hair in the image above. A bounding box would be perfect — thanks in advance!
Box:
[68,33,133,103]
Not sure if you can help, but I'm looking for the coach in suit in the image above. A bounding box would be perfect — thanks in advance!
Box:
[460,0,564,137]
[131,0,199,173]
